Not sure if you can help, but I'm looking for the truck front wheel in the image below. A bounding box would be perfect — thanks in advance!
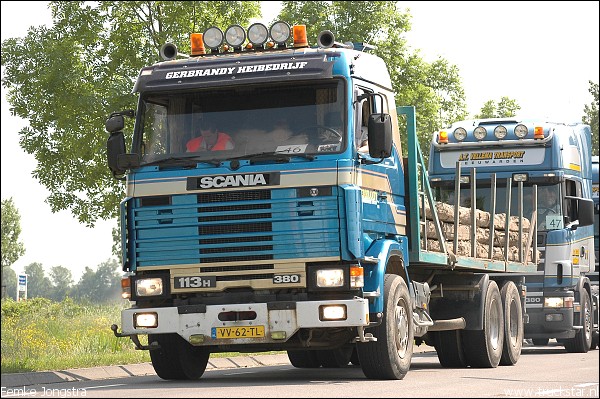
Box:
[357,274,413,380]
[149,334,210,380]
[499,281,522,365]
[563,289,592,353]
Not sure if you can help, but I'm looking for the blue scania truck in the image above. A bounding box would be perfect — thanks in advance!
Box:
[108,23,536,380]
[428,119,597,353]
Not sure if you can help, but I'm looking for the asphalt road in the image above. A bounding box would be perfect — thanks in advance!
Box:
[1,342,598,398]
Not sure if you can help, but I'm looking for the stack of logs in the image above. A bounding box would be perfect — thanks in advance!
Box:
[422,202,540,263]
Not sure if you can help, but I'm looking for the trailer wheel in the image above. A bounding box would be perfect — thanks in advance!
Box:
[433,330,467,368]
[463,280,504,368]
[499,281,522,365]
[149,334,210,380]
[564,289,592,353]
[357,274,413,380]
[287,350,321,368]
[317,346,353,368]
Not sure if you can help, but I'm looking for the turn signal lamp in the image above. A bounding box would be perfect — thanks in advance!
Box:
[293,25,308,47]
[438,130,448,144]
[350,266,364,288]
[190,33,205,55]
[534,126,545,139]
[121,276,131,299]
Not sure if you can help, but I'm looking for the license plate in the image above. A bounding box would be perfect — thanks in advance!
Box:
[211,326,265,339]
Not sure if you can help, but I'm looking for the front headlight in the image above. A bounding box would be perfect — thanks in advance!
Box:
[316,269,344,287]
[136,278,164,297]
[544,297,564,308]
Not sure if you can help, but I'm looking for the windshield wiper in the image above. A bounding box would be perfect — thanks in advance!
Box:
[227,151,315,164]
[142,156,221,168]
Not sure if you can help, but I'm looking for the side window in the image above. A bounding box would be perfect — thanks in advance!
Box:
[564,179,581,223]
[356,87,374,150]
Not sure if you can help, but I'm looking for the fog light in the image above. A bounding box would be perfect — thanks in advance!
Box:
[189,334,205,345]
[320,305,347,321]
[134,312,158,328]
[271,331,287,340]
[545,313,564,322]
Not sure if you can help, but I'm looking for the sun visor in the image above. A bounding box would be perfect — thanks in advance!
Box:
[133,53,336,92]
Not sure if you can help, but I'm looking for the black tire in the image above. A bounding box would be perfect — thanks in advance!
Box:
[287,350,321,368]
[357,274,414,380]
[499,281,523,366]
[591,332,599,350]
[433,330,468,368]
[149,334,210,380]
[462,280,504,368]
[532,338,550,346]
[350,346,360,365]
[564,289,592,353]
[317,346,353,368]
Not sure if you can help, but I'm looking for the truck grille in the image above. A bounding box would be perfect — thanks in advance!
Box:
[126,188,341,268]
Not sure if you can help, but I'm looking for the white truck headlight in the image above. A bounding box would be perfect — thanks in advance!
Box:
[136,277,164,297]
[316,269,344,287]
[544,297,564,308]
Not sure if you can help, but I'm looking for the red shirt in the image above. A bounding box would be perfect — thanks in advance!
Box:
[186,132,234,152]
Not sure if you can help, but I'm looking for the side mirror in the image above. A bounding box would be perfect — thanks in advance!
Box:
[367,113,392,158]
[106,115,125,133]
[576,198,594,227]
[107,131,127,178]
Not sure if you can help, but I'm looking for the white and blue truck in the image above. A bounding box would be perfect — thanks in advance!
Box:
[591,155,599,349]
[108,23,537,380]
[428,119,598,353]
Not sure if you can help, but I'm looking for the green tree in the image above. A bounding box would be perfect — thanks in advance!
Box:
[582,80,599,156]
[1,1,261,227]
[2,267,17,300]
[1,198,26,298]
[23,262,52,299]
[475,96,521,119]
[49,265,73,301]
[278,1,467,156]
[72,258,122,303]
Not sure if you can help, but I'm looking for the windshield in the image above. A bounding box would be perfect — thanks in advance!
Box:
[135,80,346,163]
[434,183,563,231]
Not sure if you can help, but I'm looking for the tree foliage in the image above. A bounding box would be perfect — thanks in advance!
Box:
[23,262,52,299]
[1,198,25,298]
[475,96,521,119]
[582,80,599,156]
[49,266,73,301]
[1,198,26,269]
[1,1,261,227]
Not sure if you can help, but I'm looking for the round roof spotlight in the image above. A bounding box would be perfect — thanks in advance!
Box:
[270,21,291,45]
[453,127,467,141]
[474,126,487,140]
[203,26,224,50]
[225,24,246,48]
[514,124,529,139]
[493,125,507,139]
[248,23,268,46]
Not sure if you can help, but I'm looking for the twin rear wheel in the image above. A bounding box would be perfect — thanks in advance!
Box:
[434,280,522,368]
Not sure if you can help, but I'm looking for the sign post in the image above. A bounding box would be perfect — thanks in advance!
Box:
[17,273,27,301]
